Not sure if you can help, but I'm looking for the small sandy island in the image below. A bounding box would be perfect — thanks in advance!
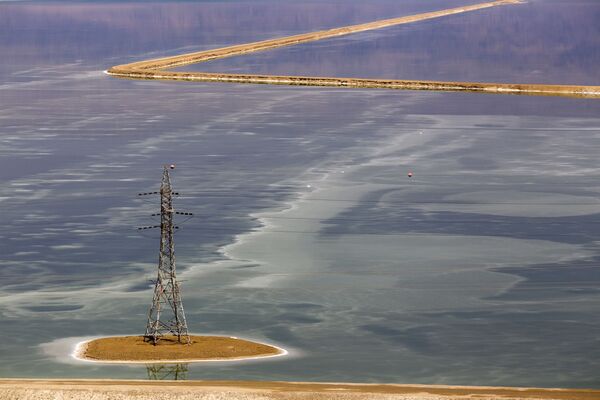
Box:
[2,379,599,400]
[76,335,285,363]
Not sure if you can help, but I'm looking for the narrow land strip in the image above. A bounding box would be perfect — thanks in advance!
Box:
[2,379,600,400]
[107,0,600,98]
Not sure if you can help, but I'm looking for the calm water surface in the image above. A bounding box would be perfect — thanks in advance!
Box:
[0,0,599,388]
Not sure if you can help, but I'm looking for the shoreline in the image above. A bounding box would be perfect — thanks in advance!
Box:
[2,379,599,399]
[106,0,600,98]
[71,335,288,364]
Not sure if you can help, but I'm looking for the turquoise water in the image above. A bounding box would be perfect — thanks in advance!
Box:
[0,0,599,388]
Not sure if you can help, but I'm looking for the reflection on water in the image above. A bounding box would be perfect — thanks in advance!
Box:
[146,364,189,381]
[0,0,599,390]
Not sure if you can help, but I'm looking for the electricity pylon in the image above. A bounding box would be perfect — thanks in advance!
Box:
[139,165,191,345]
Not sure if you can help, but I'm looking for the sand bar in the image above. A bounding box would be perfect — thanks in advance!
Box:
[107,0,600,98]
[2,379,600,400]
[75,335,286,363]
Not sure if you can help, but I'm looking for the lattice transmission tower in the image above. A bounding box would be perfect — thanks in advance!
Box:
[138,165,191,345]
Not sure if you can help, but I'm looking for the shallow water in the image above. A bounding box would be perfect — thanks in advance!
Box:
[0,0,599,388]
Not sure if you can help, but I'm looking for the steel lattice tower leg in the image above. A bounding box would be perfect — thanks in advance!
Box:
[144,166,190,345]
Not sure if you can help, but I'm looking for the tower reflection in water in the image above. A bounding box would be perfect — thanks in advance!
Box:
[146,364,189,380]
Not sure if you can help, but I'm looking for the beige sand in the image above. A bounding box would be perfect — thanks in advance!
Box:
[1,379,599,400]
[107,0,600,98]
[77,335,284,363]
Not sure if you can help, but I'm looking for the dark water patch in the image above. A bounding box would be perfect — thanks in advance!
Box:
[263,325,297,343]
[277,313,322,324]
[320,187,600,245]
[457,156,498,170]
[489,257,600,301]
[322,207,600,245]
[360,324,438,354]
[1,284,46,293]
[126,281,153,292]
[228,263,260,270]
[412,309,600,363]
[24,305,84,312]
[279,302,323,310]
[474,124,506,128]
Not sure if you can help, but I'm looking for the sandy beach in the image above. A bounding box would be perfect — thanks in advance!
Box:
[1,379,599,400]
